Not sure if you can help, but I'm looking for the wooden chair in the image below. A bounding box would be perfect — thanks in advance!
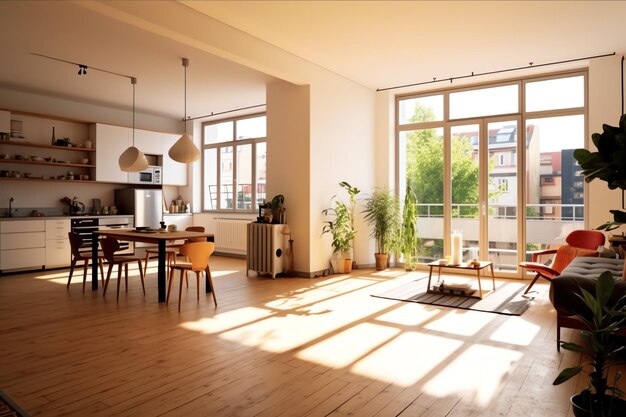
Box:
[100,236,146,301]
[67,232,106,292]
[519,230,605,294]
[143,226,205,279]
[167,242,216,311]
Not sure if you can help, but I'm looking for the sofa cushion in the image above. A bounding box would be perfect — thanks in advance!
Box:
[549,257,626,318]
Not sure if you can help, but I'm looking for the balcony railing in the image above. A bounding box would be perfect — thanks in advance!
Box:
[416,203,583,221]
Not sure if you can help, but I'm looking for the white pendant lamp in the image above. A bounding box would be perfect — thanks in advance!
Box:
[119,77,149,172]
[168,58,200,163]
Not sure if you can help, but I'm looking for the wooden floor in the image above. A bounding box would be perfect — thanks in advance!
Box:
[0,257,623,417]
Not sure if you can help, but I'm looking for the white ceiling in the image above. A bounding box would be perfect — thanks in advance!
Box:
[1,1,625,120]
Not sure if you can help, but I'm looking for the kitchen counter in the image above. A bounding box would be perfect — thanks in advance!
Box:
[0,214,132,221]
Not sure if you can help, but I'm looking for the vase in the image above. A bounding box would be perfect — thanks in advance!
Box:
[375,253,389,270]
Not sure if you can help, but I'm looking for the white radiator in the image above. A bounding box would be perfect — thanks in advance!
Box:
[215,219,249,252]
[247,223,285,278]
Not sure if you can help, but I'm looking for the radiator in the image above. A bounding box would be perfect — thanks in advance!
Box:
[215,219,249,252]
[247,223,285,278]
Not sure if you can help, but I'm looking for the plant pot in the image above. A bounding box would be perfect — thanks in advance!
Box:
[375,253,389,270]
[571,392,626,417]
[344,259,353,273]
[330,256,345,274]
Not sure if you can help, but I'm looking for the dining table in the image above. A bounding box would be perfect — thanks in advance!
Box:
[91,228,214,302]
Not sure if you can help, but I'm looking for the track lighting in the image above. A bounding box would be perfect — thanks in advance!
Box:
[77,64,88,75]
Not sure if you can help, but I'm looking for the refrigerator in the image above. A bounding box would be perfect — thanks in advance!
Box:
[114,189,163,229]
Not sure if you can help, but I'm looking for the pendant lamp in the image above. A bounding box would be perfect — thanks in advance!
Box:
[168,58,200,163]
[119,77,149,172]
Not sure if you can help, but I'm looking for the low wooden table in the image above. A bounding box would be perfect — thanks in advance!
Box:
[426,260,496,299]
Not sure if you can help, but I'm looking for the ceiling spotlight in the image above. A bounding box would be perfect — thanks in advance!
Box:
[77,64,87,75]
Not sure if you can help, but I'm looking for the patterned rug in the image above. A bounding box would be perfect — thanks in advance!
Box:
[0,390,29,417]
[371,276,533,316]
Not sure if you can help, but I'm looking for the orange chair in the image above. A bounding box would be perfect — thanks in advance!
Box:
[67,232,105,292]
[519,230,605,294]
[100,236,146,301]
[143,226,205,278]
[167,242,216,311]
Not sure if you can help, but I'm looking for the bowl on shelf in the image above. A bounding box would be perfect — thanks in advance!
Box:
[31,156,44,162]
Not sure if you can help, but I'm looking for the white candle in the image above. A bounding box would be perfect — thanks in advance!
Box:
[451,231,463,265]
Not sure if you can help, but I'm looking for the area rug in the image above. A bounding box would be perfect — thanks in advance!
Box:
[371,277,533,316]
[0,390,30,417]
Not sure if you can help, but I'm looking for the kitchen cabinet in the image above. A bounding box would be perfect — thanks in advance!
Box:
[163,213,192,231]
[162,133,188,186]
[45,219,71,268]
[0,219,45,272]
[134,129,163,156]
[91,123,130,183]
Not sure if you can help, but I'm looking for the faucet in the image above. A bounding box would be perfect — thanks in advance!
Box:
[8,197,15,217]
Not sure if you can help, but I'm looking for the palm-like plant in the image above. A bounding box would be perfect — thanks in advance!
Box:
[398,184,419,270]
[553,271,626,416]
[363,188,400,255]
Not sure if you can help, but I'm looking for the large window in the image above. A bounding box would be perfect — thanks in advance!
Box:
[397,72,587,276]
[202,114,266,211]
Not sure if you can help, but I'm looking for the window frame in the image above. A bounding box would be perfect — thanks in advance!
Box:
[201,112,267,213]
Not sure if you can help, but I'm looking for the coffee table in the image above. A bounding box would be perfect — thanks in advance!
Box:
[426,260,496,299]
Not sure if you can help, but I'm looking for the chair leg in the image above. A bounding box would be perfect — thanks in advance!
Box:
[67,258,77,289]
[166,268,175,305]
[124,263,129,292]
[138,260,145,295]
[178,270,185,312]
[206,268,217,307]
[524,273,544,294]
[103,264,114,296]
[557,323,561,351]
[143,252,150,278]
[197,272,200,301]
[98,258,105,286]
[82,260,88,292]
[117,264,123,301]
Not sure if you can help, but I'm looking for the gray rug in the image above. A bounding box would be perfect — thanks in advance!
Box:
[371,277,533,316]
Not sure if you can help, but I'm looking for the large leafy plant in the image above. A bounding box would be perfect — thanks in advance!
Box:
[553,271,626,415]
[574,114,626,231]
[322,196,356,255]
[397,184,419,270]
[363,188,400,254]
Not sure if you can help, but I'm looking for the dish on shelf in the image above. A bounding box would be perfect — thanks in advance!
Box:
[31,156,44,161]
[0,154,11,160]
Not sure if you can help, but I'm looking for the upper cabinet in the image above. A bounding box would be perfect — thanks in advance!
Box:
[90,123,130,184]
[134,128,163,156]
[162,132,188,186]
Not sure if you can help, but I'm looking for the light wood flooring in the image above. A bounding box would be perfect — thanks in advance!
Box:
[0,257,624,417]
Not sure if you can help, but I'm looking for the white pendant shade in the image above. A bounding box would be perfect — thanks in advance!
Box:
[119,146,149,172]
[168,133,200,163]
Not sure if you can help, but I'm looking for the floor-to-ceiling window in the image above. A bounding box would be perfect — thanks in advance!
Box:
[396,71,587,277]
[202,114,267,211]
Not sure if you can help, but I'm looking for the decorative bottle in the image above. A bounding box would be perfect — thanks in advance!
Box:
[51,126,56,145]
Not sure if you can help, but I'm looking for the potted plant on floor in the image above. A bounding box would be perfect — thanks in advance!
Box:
[363,188,399,270]
[339,181,360,269]
[322,195,356,273]
[397,184,419,271]
[553,271,626,416]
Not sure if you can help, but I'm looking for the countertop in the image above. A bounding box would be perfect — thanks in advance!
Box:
[0,214,133,221]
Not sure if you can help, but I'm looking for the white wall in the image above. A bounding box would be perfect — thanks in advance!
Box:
[587,54,625,233]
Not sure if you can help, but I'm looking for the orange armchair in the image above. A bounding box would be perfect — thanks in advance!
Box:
[519,230,605,294]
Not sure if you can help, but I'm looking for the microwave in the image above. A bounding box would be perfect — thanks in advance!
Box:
[129,166,162,184]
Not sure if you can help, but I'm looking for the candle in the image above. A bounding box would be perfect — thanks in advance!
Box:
[451,230,463,265]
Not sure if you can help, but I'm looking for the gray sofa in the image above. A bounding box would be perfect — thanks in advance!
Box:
[549,256,626,349]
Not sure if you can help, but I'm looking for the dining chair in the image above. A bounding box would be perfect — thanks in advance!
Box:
[143,226,205,279]
[167,241,216,311]
[519,229,605,294]
[67,231,105,292]
[100,236,146,301]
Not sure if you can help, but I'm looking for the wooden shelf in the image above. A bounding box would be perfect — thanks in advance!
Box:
[0,159,94,168]
[0,177,95,183]
[0,140,95,152]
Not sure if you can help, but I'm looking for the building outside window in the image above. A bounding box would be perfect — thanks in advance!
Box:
[202,114,267,211]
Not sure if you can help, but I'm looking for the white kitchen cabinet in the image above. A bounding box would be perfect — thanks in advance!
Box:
[163,214,192,231]
[0,220,46,272]
[45,219,71,268]
[162,133,188,186]
[134,129,163,156]
[91,123,130,183]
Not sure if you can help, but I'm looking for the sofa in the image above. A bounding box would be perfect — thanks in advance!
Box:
[549,256,626,349]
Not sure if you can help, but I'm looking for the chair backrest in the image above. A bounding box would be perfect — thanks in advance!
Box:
[185,226,206,243]
[178,242,215,272]
[99,236,121,262]
[68,232,84,258]
[566,230,606,250]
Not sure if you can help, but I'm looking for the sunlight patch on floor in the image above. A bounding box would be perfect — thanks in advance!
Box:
[375,303,440,326]
[265,278,376,310]
[34,270,71,284]
[423,343,523,406]
[489,316,540,346]
[350,332,463,386]
[179,306,274,334]
[424,309,494,336]
[296,323,400,368]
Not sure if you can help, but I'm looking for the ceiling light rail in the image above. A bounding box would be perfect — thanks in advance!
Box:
[376,51,616,92]
[186,104,266,121]
[31,52,135,81]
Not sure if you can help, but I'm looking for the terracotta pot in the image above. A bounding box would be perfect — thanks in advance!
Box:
[375,253,388,270]
[571,392,626,417]
[344,259,353,273]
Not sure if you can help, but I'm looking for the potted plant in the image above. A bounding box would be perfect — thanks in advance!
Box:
[397,184,419,271]
[339,181,360,268]
[574,114,626,231]
[322,196,356,273]
[553,271,626,417]
[270,194,285,224]
[363,188,400,270]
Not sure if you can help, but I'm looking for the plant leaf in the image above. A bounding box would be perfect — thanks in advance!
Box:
[553,366,583,385]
